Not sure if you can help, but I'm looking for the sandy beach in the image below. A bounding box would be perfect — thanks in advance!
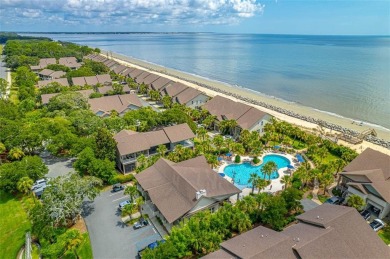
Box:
[100,51,390,155]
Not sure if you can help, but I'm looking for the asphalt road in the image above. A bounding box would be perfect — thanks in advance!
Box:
[82,189,161,259]
[42,155,76,178]
[0,55,7,80]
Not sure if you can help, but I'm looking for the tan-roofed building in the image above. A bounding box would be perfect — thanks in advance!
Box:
[162,82,188,97]
[37,78,69,88]
[30,58,57,72]
[72,74,112,86]
[58,57,81,70]
[134,71,151,84]
[129,68,144,79]
[114,123,195,173]
[150,77,172,91]
[38,69,66,80]
[113,65,128,74]
[120,67,136,77]
[88,93,144,117]
[339,148,390,219]
[40,89,93,105]
[204,204,390,259]
[203,95,272,137]
[142,74,160,86]
[135,155,240,229]
[172,87,209,109]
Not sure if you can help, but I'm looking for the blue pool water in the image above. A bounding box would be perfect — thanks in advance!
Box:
[224,155,290,188]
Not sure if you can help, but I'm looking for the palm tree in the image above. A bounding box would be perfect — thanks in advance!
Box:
[190,109,201,121]
[136,154,147,170]
[248,173,260,194]
[319,171,334,195]
[205,153,219,169]
[225,138,234,152]
[255,179,268,194]
[196,127,208,142]
[280,175,291,189]
[64,230,83,259]
[149,90,161,101]
[212,135,224,152]
[162,95,172,108]
[261,161,278,181]
[124,185,139,202]
[17,177,33,195]
[202,115,216,130]
[157,144,168,158]
[232,143,245,156]
[8,147,24,160]
[334,159,346,174]
[136,197,145,215]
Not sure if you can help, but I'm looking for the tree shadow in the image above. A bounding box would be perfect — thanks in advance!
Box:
[81,200,95,217]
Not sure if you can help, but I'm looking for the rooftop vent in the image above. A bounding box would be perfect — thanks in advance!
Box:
[196,189,207,200]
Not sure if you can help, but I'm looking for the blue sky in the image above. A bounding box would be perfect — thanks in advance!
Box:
[0,0,389,35]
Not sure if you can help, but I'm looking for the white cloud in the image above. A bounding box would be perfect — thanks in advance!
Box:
[0,0,265,28]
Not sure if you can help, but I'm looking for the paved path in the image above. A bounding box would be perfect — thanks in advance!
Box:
[42,156,75,178]
[0,54,11,99]
[82,189,162,259]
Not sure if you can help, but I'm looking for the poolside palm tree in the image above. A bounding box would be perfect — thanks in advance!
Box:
[202,115,216,130]
[232,143,245,156]
[280,175,292,189]
[225,138,234,152]
[212,135,224,152]
[261,161,278,181]
[205,153,219,169]
[255,179,268,194]
[248,173,260,194]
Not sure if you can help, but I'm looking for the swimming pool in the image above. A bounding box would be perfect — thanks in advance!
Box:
[223,155,290,188]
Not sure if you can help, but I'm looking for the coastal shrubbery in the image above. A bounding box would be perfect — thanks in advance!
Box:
[234,155,241,163]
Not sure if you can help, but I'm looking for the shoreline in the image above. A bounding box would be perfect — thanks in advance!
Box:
[99,50,390,153]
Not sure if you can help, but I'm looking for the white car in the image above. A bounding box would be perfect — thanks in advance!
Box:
[31,179,47,191]
[370,219,385,232]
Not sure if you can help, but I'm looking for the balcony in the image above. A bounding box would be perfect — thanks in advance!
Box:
[120,156,137,164]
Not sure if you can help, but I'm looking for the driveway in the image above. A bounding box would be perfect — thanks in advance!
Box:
[41,155,76,178]
[82,189,162,259]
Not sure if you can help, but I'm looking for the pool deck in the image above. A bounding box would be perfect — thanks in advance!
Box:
[218,152,297,202]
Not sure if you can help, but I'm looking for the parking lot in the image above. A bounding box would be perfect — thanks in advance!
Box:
[82,188,162,259]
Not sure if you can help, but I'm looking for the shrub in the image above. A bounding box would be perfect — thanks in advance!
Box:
[234,155,241,163]
[252,156,260,164]
[112,173,134,184]
[332,188,342,197]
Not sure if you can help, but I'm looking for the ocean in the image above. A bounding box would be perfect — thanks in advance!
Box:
[22,33,390,130]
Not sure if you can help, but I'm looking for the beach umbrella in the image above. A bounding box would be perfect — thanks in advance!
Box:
[287,164,294,169]
[217,157,223,161]
[226,153,232,157]
[296,154,305,163]
[219,173,225,177]
[274,145,281,149]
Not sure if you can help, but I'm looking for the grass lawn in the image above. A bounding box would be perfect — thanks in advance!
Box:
[378,230,390,245]
[0,191,31,259]
[77,233,93,258]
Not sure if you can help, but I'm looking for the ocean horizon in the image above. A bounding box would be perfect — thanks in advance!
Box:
[21,33,390,130]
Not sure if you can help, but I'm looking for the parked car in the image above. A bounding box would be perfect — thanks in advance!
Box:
[31,179,47,191]
[371,207,381,215]
[138,240,166,258]
[324,196,342,205]
[370,219,385,232]
[118,200,131,211]
[360,210,371,221]
[112,184,124,193]
[133,218,148,229]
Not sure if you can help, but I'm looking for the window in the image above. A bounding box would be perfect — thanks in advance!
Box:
[209,207,215,213]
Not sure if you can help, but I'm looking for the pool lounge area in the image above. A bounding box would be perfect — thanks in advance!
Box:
[218,153,297,196]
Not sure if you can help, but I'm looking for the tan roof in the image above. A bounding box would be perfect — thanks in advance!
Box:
[203,95,269,130]
[341,148,390,202]
[41,93,59,105]
[31,58,56,70]
[173,87,204,105]
[135,156,240,223]
[39,69,55,76]
[97,85,113,95]
[114,123,194,156]
[37,78,69,88]
[85,76,99,86]
[88,94,143,116]
[163,123,196,143]
[142,74,160,85]
[129,68,144,79]
[164,82,188,97]
[120,67,136,77]
[72,77,87,86]
[343,148,390,179]
[58,57,81,68]
[77,89,94,98]
[113,65,128,74]
[207,204,390,259]
[134,71,151,83]
[96,74,112,84]
[151,77,173,91]
[49,71,66,79]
